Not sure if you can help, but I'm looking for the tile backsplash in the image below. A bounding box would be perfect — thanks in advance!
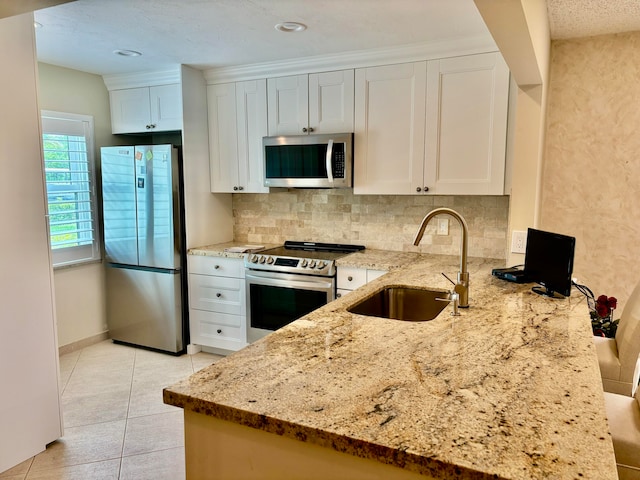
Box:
[233,190,509,260]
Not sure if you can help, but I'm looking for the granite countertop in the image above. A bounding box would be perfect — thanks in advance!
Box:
[187,241,280,259]
[165,253,617,479]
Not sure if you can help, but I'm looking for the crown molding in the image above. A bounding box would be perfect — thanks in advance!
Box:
[203,35,497,84]
[102,67,181,91]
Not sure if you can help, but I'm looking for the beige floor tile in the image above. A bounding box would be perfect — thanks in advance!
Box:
[132,354,193,383]
[122,411,184,457]
[119,447,185,480]
[190,352,223,372]
[127,383,180,418]
[62,365,134,398]
[29,420,126,472]
[25,459,120,480]
[6,341,196,479]
[61,388,131,428]
[0,458,32,478]
[58,351,81,393]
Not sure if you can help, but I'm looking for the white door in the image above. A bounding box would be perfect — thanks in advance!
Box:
[236,79,269,193]
[149,83,183,131]
[354,62,427,195]
[208,82,239,193]
[425,52,510,195]
[0,12,63,472]
[110,87,152,134]
[308,69,354,133]
[267,74,309,135]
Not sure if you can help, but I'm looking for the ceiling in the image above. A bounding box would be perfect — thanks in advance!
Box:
[32,0,640,77]
[32,0,494,76]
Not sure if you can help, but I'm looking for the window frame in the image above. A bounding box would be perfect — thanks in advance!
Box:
[41,110,101,268]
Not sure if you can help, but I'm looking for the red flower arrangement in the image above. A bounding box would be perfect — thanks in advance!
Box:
[596,295,617,318]
[591,295,618,337]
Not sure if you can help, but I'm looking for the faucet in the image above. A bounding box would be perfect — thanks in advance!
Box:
[413,208,470,308]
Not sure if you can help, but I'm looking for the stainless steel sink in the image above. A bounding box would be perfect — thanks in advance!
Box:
[346,286,450,321]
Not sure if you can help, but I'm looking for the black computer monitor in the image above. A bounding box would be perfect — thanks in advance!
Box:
[524,228,576,299]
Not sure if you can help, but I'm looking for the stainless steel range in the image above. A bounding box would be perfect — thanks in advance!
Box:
[245,241,364,342]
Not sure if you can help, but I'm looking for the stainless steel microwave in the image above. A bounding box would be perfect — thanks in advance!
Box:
[263,132,353,188]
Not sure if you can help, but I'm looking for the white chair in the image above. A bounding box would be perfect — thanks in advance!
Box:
[604,388,640,479]
[594,281,640,396]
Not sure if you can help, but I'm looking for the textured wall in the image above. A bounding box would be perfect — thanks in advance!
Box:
[233,191,509,260]
[542,32,640,310]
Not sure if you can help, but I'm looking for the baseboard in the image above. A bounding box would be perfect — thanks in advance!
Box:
[58,332,110,356]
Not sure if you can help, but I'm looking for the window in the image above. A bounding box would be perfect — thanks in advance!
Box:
[41,111,100,267]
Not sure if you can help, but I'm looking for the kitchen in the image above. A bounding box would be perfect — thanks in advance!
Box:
[2,0,640,478]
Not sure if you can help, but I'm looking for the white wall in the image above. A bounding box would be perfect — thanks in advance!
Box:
[474,0,551,265]
[37,63,115,347]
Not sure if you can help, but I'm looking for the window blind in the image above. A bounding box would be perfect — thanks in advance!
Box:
[41,111,100,267]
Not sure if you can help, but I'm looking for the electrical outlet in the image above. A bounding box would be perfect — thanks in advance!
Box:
[511,230,527,254]
[437,218,449,235]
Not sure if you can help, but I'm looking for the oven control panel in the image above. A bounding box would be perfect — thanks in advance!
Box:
[246,254,334,276]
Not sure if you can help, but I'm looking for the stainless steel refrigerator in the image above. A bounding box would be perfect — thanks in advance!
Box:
[101,144,187,354]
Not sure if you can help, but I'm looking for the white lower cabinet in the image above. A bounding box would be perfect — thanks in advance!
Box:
[188,255,247,352]
[337,267,387,298]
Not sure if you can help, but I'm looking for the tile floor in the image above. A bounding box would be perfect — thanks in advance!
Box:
[0,341,222,480]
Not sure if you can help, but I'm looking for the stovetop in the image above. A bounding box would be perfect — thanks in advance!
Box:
[245,241,365,276]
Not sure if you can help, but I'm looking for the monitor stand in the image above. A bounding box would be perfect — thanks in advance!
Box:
[532,286,565,299]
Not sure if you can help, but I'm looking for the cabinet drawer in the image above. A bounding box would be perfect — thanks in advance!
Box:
[337,267,367,291]
[190,309,246,351]
[189,274,245,315]
[188,255,245,278]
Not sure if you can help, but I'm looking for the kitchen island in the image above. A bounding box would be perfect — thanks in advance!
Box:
[164,252,617,479]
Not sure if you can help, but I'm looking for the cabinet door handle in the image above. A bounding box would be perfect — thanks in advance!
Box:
[302,127,308,133]
[424,186,429,192]
[416,187,421,192]
[233,186,238,191]
[214,265,220,269]
[238,186,244,191]
[347,276,353,281]
[217,329,222,334]
[216,292,222,298]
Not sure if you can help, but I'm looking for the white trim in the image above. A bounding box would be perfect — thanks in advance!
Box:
[102,67,181,91]
[204,36,498,84]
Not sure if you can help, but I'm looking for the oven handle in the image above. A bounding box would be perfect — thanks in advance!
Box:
[245,270,334,293]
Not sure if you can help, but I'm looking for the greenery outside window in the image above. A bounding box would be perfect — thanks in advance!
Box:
[41,111,100,267]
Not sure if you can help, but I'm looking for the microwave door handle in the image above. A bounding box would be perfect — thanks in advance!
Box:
[326,139,334,183]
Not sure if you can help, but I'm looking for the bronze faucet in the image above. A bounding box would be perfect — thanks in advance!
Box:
[413,208,469,308]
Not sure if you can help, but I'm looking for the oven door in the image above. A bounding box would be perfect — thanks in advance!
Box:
[246,269,335,343]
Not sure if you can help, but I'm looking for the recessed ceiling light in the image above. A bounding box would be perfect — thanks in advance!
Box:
[113,49,142,57]
[275,22,307,33]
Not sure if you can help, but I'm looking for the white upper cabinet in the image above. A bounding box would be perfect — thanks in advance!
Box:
[110,83,182,134]
[354,62,427,195]
[354,53,510,195]
[424,52,510,195]
[208,79,268,193]
[267,70,354,136]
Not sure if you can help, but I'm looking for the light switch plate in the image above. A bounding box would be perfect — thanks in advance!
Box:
[511,230,527,254]
[437,218,449,235]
